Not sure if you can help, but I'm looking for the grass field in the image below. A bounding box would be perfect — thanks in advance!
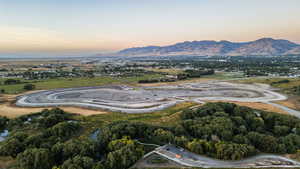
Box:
[0,72,243,94]
[237,77,300,89]
[145,68,184,75]
[0,74,163,94]
[76,102,197,138]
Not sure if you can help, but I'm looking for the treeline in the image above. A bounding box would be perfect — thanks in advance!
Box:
[180,103,300,158]
[2,79,21,85]
[96,103,300,161]
[0,109,145,169]
[139,69,214,83]
[177,69,215,80]
[143,56,300,76]
[1,103,300,169]
[0,78,36,93]
[138,78,176,83]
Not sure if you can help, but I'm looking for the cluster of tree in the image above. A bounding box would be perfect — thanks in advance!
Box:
[94,105,299,161]
[23,84,35,90]
[138,78,176,83]
[0,109,146,169]
[291,85,300,96]
[177,69,215,80]
[180,102,300,159]
[138,79,160,83]
[0,121,81,158]
[245,70,267,77]
[100,103,300,161]
[271,79,290,85]
[22,70,95,80]
[0,116,9,129]
[138,69,214,83]
[2,103,300,168]
[143,56,300,76]
[101,65,156,77]
[7,108,72,129]
[3,79,21,85]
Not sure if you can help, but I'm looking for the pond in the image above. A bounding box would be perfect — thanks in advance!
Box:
[90,129,100,141]
[0,130,9,142]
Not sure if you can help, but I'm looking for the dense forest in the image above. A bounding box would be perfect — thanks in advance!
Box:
[0,103,300,169]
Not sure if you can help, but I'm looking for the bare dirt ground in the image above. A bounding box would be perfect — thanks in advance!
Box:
[275,96,300,110]
[0,102,108,118]
[2,80,299,118]
[0,92,108,118]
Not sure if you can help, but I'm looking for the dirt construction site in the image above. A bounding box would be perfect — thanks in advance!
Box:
[14,81,300,117]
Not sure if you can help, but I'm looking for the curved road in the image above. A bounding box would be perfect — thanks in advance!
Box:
[16,81,299,117]
[153,145,300,168]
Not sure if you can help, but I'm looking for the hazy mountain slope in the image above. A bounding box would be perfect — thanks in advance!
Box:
[285,46,300,55]
[116,38,300,57]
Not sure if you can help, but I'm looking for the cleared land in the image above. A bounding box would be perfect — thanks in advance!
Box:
[16,82,287,113]
[0,91,108,118]
[0,103,108,118]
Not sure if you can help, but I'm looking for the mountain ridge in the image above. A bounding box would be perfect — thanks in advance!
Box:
[114,38,300,57]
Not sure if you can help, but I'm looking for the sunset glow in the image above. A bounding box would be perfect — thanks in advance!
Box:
[1,0,300,56]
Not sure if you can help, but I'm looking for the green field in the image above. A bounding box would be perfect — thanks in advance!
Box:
[76,102,196,138]
[0,72,243,94]
[0,74,163,94]
[237,77,300,94]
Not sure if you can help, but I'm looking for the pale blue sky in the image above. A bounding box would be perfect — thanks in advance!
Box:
[0,0,299,57]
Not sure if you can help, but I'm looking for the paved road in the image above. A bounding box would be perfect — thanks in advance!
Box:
[267,102,300,118]
[152,145,300,168]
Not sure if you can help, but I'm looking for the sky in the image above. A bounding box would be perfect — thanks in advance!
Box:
[0,0,300,57]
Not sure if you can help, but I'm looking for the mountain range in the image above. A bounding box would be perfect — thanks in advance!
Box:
[112,38,300,57]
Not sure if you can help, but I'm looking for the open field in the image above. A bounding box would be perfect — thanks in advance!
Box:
[0,72,242,94]
[77,102,196,137]
[0,74,163,94]
[2,77,300,119]
[0,91,108,118]
[236,77,300,110]
[144,68,184,75]
[236,77,300,89]
[137,77,216,87]
[0,103,108,118]
[276,99,300,110]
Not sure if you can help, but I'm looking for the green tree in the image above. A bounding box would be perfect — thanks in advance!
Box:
[24,84,36,90]
[186,139,213,155]
[152,129,174,144]
[274,125,290,136]
[17,148,54,169]
[215,142,256,160]
[0,138,24,157]
[61,156,95,169]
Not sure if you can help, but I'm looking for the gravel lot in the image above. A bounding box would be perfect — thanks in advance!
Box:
[16,81,291,114]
